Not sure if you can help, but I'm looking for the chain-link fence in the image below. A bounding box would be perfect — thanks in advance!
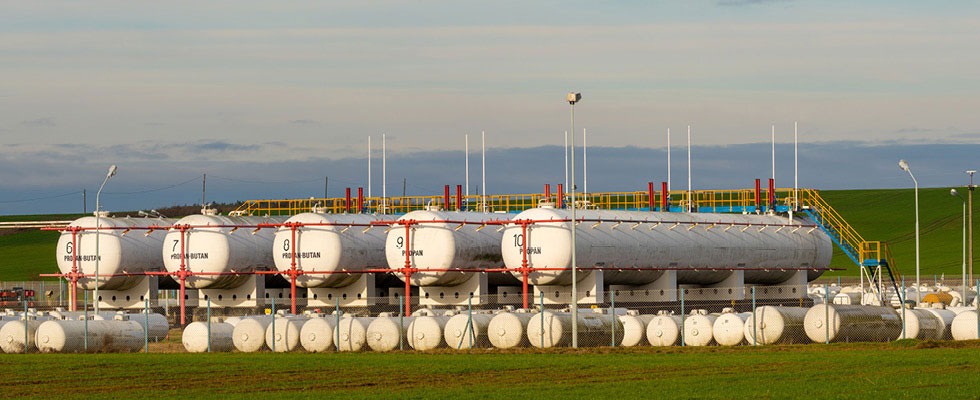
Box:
[3,279,980,353]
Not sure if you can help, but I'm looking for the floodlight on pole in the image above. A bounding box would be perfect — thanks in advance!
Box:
[94,164,118,314]
[566,91,580,349]
[898,159,920,303]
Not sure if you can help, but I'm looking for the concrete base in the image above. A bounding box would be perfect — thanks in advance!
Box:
[749,270,808,300]
[608,271,678,302]
[388,286,419,308]
[495,285,526,305]
[264,288,307,310]
[683,270,746,301]
[200,275,266,308]
[535,270,604,305]
[96,276,159,309]
[420,273,489,306]
[308,274,377,307]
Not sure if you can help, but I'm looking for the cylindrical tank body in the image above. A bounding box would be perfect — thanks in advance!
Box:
[832,292,862,305]
[182,321,234,353]
[744,306,809,345]
[299,318,336,352]
[804,304,902,343]
[385,210,517,286]
[526,310,623,348]
[896,308,944,340]
[919,307,956,340]
[266,316,309,352]
[444,313,495,349]
[683,311,717,347]
[334,317,372,351]
[407,315,450,351]
[646,314,683,346]
[488,310,533,349]
[366,315,412,352]
[56,216,176,290]
[123,313,169,341]
[273,213,395,288]
[951,310,980,340]
[233,315,274,352]
[223,316,244,327]
[501,208,831,286]
[713,312,751,346]
[0,320,43,353]
[618,313,655,347]
[36,319,144,353]
[163,214,286,289]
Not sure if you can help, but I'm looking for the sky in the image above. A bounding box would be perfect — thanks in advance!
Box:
[2,1,979,214]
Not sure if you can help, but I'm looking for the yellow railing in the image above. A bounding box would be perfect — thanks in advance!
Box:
[235,188,798,216]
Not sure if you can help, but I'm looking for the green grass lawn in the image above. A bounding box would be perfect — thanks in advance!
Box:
[0,189,976,280]
[2,341,978,398]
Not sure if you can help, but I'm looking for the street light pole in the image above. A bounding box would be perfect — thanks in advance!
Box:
[899,160,920,303]
[952,189,967,301]
[566,92,581,349]
[968,170,976,284]
[94,165,118,314]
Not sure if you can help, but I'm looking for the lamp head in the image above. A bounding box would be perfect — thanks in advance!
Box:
[898,159,909,171]
[951,188,959,197]
[967,170,976,176]
[566,92,581,105]
[107,165,118,178]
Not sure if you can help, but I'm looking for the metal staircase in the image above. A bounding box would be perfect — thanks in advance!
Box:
[798,189,902,300]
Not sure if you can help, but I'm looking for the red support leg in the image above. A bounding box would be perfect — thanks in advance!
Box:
[769,178,776,212]
[661,182,668,211]
[755,179,762,212]
[403,222,412,317]
[557,184,564,208]
[290,223,298,315]
[456,185,462,211]
[179,225,187,325]
[647,182,654,210]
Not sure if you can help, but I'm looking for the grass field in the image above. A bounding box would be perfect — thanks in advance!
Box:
[2,341,979,398]
[0,188,977,280]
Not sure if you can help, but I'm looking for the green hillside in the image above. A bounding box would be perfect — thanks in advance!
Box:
[0,188,976,281]
[820,188,978,278]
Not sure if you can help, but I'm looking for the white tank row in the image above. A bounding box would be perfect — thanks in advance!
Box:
[59,207,833,291]
[180,302,980,352]
[0,310,169,353]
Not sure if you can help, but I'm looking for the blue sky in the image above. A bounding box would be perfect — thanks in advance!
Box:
[1,1,979,214]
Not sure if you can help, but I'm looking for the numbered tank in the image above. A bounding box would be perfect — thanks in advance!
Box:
[501,207,832,286]
[163,211,286,289]
[273,213,395,288]
[56,214,175,290]
[385,210,517,286]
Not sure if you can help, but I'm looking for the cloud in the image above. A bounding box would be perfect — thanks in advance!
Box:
[289,119,319,125]
[21,117,56,127]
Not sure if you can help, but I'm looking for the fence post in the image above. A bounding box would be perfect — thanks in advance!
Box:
[270,295,276,352]
[207,297,212,353]
[975,279,979,340]
[824,283,829,344]
[900,277,906,340]
[610,289,615,347]
[539,292,544,348]
[680,288,685,347]
[24,298,28,354]
[335,297,340,352]
[84,290,89,352]
[398,295,403,351]
[467,294,474,349]
[752,286,759,346]
[144,298,149,353]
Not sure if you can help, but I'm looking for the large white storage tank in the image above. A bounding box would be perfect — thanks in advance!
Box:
[744,306,809,345]
[951,310,980,340]
[646,313,682,346]
[385,210,517,286]
[501,208,831,286]
[163,212,286,289]
[488,309,533,349]
[526,310,622,348]
[897,308,944,340]
[56,215,175,290]
[182,321,234,353]
[683,311,717,347]
[713,310,751,346]
[366,314,412,352]
[273,213,395,287]
[232,315,274,352]
[445,312,495,349]
[300,318,336,352]
[36,319,144,353]
[804,304,902,343]
[618,312,655,347]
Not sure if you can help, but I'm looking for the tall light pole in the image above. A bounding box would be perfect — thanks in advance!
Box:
[94,164,118,314]
[968,170,976,284]
[566,92,581,348]
[952,189,967,301]
[899,159,920,302]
